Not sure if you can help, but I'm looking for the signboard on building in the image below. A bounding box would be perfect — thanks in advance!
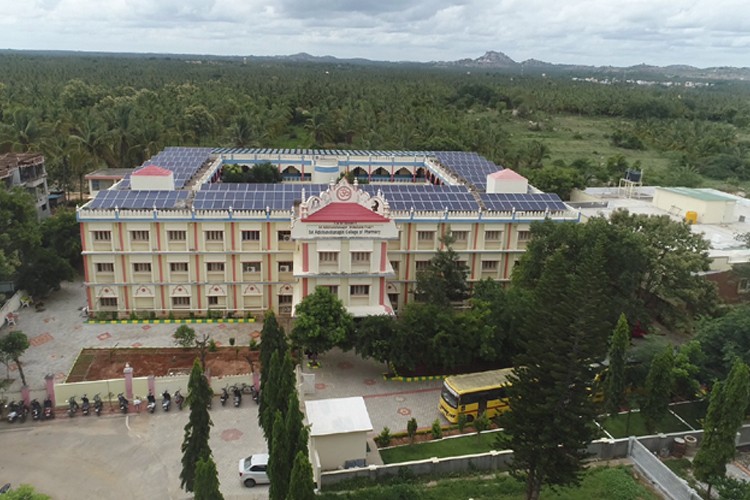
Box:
[294,222,397,240]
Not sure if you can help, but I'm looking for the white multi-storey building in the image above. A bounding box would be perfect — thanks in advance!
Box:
[77,147,578,318]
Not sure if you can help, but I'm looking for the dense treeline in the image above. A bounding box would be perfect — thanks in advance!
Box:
[2,53,750,196]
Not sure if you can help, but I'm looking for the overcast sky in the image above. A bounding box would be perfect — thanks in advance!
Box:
[1,0,747,68]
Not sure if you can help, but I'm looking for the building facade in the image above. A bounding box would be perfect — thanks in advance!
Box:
[78,148,578,318]
[0,152,51,218]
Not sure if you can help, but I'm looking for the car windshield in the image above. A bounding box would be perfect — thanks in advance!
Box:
[441,384,459,408]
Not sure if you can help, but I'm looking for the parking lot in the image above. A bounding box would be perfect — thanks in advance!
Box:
[0,281,444,498]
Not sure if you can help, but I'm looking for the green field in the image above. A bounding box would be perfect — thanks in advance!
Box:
[318,466,660,499]
[379,431,502,463]
[600,410,692,438]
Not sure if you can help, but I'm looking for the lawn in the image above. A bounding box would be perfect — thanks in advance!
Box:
[318,466,660,500]
[600,410,692,438]
[379,431,503,463]
[670,400,708,430]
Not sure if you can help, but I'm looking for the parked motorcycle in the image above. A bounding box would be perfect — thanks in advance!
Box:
[161,390,171,412]
[93,393,103,416]
[146,392,157,413]
[81,394,90,416]
[117,393,128,414]
[19,402,28,423]
[219,386,229,406]
[232,385,242,408]
[30,399,42,421]
[174,389,184,411]
[67,396,79,417]
[43,396,54,419]
[6,401,20,423]
[251,385,260,405]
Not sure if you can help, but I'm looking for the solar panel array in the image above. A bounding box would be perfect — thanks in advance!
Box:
[480,193,568,212]
[434,152,500,191]
[213,148,433,157]
[88,190,189,210]
[122,147,212,190]
[194,184,330,211]
[362,185,478,212]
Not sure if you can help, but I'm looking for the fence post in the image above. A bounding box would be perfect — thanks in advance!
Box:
[123,363,134,400]
[147,375,155,397]
[45,374,55,406]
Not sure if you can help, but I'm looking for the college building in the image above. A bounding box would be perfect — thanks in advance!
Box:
[77,147,578,318]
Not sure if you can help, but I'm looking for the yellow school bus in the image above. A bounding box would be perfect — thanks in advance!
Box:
[438,368,514,424]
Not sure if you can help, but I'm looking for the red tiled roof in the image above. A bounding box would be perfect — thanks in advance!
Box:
[489,169,526,181]
[133,165,172,177]
[302,203,390,223]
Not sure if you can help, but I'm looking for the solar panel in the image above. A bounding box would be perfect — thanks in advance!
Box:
[480,193,568,213]
[88,190,189,210]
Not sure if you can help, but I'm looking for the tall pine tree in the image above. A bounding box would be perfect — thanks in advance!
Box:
[259,311,287,433]
[501,239,609,500]
[641,347,674,433]
[286,451,316,500]
[604,313,630,416]
[180,359,213,493]
[193,456,223,500]
[694,359,750,495]
[269,411,291,500]
[261,351,296,446]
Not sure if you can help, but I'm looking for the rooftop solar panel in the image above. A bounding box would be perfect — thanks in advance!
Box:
[480,193,568,212]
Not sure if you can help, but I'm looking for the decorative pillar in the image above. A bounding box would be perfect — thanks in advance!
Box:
[253,363,260,392]
[147,375,156,397]
[20,384,30,406]
[45,374,56,407]
[123,363,134,400]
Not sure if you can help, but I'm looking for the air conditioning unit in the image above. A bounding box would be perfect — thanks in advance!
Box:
[279,265,290,272]
[282,235,291,241]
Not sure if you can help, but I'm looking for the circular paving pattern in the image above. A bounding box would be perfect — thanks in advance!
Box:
[315,383,327,390]
[395,396,406,402]
[363,378,377,386]
[220,428,243,441]
[141,325,151,331]
[397,407,412,416]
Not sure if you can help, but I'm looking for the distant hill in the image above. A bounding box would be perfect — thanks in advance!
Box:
[3,48,750,81]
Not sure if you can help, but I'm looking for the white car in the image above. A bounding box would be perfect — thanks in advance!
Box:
[239,453,269,487]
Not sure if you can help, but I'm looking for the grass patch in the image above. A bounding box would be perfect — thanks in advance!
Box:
[600,410,691,438]
[65,353,94,382]
[318,466,659,499]
[379,432,502,463]
[663,458,693,481]
[670,400,707,429]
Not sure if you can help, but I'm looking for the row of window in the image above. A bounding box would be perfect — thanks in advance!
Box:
[92,230,288,244]
[98,285,372,309]
[92,229,531,245]
[98,259,505,275]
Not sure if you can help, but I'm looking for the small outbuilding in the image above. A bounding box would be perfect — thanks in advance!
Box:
[305,396,373,482]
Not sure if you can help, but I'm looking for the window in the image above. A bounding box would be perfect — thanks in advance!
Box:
[172,297,190,307]
[452,231,468,241]
[518,230,532,241]
[481,261,498,271]
[207,296,219,306]
[131,230,149,241]
[278,262,293,272]
[485,230,502,241]
[242,230,260,241]
[417,231,435,241]
[278,295,293,304]
[319,252,338,263]
[205,230,224,241]
[278,231,291,242]
[206,262,225,272]
[740,279,750,293]
[133,263,152,273]
[100,297,118,307]
[415,260,431,271]
[170,262,188,272]
[322,285,339,295]
[243,262,260,273]
[351,252,370,263]
[96,263,114,273]
[390,261,400,272]
[91,180,101,191]
[350,285,370,296]
[168,230,186,241]
[92,231,111,241]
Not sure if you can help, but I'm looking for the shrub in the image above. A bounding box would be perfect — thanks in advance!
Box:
[407,418,418,444]
[431,419,443,440]
[376,427,392,447]
[249,339,259,351]
[168,311,175,321]
[229,337,235,346]
[474,412,490,435]
[457,413,468,433]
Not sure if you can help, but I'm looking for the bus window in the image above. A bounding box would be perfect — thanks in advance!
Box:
[441,385,459,408]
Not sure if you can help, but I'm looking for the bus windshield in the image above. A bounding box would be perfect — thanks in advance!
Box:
[441,384,459,408]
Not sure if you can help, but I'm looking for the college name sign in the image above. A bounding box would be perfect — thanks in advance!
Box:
[293,222,398,239]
